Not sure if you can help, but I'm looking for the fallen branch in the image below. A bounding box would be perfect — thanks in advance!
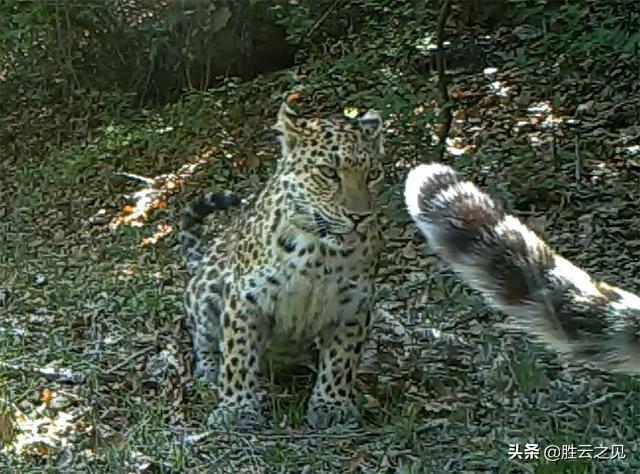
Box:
[573,392,626,410]
[0,346,155,385]
[114,171,155,185]
[184,419,449,445]
[435,0,452,161]
[304,0,340,40]
[0,362,119,384]
[105,346,155,374]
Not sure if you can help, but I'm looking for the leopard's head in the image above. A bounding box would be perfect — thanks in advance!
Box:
[274,101,385,248]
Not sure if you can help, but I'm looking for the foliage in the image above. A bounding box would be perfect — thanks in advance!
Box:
[524,1,639,54]
[270,0,417,48]
[0,0,276,110]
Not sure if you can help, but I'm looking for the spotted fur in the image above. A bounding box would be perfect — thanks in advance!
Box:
[405,163,640,375]
[183,101,385,428]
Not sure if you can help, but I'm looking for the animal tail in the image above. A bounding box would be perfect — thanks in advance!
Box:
[404,163,640,375]
[180,191,245,273]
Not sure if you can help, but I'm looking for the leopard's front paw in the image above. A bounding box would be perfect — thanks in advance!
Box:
[207,401,266,430]
[306,398,359,429]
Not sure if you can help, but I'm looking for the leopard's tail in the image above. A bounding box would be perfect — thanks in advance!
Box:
[404,163,640,375]
[180,191,245,273]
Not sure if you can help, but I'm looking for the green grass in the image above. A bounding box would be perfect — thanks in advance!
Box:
[3,104,639,474]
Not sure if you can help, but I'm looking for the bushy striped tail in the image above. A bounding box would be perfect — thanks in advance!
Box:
[405,163,640,375]
[180,191,245,273]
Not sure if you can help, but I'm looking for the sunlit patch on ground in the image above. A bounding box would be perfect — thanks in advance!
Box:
[407,104,475,159]
[113,263,139,278]
[621,144,640,157]
[415,33,450,52]
[141,223,173,247]
[343,106,359,118]
[488,80,511,98]
[446,137,474,156]
[1,395,84,463]
[483,67,511,98]
[512,100,570,152]
[526,101,566,128]
[108,148,220,238]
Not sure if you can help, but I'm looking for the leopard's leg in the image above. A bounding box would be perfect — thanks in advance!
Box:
[207,289,266,429]
[307,297,374,429]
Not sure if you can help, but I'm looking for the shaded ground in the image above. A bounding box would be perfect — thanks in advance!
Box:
[2,3,639,473]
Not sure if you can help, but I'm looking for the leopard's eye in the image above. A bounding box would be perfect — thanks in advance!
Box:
[368,168,382,181]
[319,165,338,180]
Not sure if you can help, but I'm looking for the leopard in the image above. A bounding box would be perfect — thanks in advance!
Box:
[181,101,385,429]
[404,162,640,375]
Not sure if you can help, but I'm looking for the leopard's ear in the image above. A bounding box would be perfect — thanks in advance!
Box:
[359,109,384,154]
[275,101,302,154]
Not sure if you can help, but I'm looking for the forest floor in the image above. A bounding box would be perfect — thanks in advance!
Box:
[2,3,639,473]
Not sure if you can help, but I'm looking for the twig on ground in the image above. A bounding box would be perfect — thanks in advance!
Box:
[106,346,155,374]
[573,392,626,410]
[305,0,340,40]
[184,419,449,445]
[552,127,559,171]
[0,362,120,384]
[0,346,154,384]
[0,362,87,383]
[435,0,452,161]
[574,134,582,185]
[114,171,155,184]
